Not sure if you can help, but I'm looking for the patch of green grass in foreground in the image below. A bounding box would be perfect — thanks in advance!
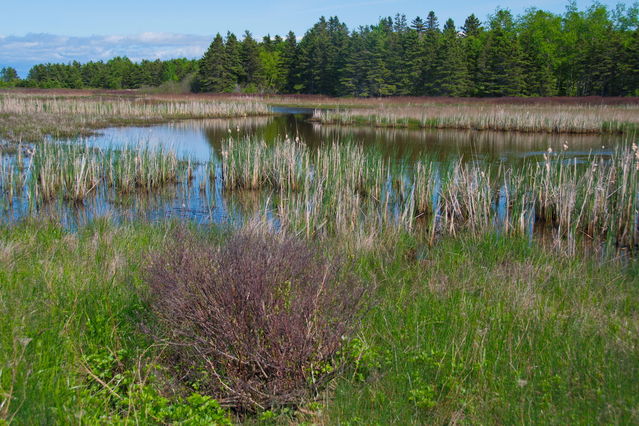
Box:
[0,219,231,424]
[326,234,639,424]
[0,220,638,423]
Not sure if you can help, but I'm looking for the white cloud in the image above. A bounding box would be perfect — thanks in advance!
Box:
[0,32,212,76]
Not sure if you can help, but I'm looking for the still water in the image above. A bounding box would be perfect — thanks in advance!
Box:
[0,108,629,229]
[90,107,619,163]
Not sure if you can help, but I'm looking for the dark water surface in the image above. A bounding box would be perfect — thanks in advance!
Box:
[0,108,629,229]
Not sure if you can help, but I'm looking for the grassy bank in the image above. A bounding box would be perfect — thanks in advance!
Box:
[0,220,637,423]
[324,233,639,424]
[312,103,639,134]
[0,91,270,144]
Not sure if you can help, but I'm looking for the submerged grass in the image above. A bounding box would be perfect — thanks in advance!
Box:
[0,142,188,206]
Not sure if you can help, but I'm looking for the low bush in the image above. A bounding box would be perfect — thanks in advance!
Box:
[145,227,365,412]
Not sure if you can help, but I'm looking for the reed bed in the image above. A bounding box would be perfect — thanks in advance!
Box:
[0,92,270,143]
[220,137,639,248]
[0,142,187,206]
[0,93,269,119]
[313,103,639,134]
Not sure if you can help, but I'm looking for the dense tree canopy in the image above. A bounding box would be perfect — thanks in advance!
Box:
[6,58,198,90]
[6,3,639,96]
[193,3,639,96]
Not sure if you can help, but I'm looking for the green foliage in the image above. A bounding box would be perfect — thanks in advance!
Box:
[0,67,19,85]
[324,232,639,423]
[17,3,639,96]
[81,348,231,424]
[22,58,197,90]
[0,221,231,424]
[195,34,235,93]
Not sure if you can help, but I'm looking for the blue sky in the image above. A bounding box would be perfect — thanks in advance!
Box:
[0,0,627,76]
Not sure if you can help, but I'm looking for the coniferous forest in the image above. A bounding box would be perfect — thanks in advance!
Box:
[4,3,639,96]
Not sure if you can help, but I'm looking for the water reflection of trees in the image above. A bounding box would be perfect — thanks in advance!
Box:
[313,124,618,161]
[196,113,621,163]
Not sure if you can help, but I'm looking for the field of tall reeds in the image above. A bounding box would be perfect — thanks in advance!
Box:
[220,136,639,250]
[0,91,270,144]
[312,103,639,134]
[0,142,188,209]
[3,134,637,251]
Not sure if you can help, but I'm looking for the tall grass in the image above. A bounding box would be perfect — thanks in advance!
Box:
[0,220,235,424]
[2,220,637,424]
[0,93,269,119]
[323,232,639,424]
[0,142,188,206]
[220,137,639,248]
[0,92,270,143]
[313,103,639,134]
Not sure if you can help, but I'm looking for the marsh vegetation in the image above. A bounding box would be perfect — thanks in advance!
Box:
[0,91,270,143]
[0,92,638,424]
[312,102,639,134]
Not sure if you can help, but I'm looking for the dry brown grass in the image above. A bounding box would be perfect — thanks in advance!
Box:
[313,103,639,134]
[0,90,271,143]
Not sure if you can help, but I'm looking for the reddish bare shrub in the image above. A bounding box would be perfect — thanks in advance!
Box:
[145,227,365,411]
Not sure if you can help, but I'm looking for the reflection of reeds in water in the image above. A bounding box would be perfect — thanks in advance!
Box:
[313,104,639,134]
[170,116,271,131]
[220,137,639,248]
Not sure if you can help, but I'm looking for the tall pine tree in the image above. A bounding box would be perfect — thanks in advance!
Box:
[477,10,525,96]
[196,34,234,92]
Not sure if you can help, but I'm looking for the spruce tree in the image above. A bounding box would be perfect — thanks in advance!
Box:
[461,14,484,96]
[416,11,441,95]
[225,32,244,88]
[411,16,426,34]
[281,31,299,93]
[240,31,265,91]
[433,19,470,96]
[196,34,234,92]
[462,14,482,36]
[477,9,525,96]
[426,11,440,34]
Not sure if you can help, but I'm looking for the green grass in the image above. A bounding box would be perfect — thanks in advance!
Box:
[0,219,232,424]
[1,220,637,424]
[325,233,639,424]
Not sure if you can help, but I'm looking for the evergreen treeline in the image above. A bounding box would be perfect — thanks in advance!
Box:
[4,3,639,96]
[13,58,198,90]
[193,4,639,96]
